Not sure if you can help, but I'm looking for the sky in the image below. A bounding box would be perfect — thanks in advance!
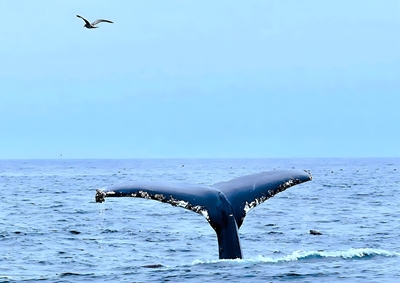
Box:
[0,0,399,159]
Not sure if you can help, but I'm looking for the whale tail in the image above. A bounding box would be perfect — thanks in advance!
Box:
[95,169,312,259]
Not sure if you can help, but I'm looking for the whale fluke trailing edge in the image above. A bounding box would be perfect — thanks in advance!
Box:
[95,169,312,259]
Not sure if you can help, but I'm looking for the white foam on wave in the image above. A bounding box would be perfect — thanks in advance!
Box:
[270,248,399,262]
[192,248,400,265]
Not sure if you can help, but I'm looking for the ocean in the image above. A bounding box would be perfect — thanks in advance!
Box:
[1,158,399,282]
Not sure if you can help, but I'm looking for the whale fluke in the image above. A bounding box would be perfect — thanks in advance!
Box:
[95,169,312,259]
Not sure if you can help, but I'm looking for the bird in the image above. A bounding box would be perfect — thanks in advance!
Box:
[76,15,113,29]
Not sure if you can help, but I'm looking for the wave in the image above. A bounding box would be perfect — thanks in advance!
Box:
[193,248,399,265]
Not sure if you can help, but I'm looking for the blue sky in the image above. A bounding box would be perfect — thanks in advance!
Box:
[1,0,399,158]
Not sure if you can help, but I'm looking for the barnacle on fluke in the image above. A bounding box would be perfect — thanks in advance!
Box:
[95,189,106,203]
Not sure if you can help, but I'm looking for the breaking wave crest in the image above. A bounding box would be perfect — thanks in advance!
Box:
[193,248,399,265]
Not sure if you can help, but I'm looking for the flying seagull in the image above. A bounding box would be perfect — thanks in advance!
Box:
[76,15,113,29]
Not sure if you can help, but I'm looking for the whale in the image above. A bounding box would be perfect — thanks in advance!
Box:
[95,169,312,259]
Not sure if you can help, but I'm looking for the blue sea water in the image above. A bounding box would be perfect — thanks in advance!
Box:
[0,158,399,282]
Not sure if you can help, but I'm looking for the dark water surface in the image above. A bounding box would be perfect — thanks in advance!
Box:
[1,158,399,282]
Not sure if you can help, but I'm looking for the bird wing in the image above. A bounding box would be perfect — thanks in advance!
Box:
[91,19,114,26]
[76,15,91,25]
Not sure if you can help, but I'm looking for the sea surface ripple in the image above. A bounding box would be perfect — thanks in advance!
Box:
[0,158,399,282]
